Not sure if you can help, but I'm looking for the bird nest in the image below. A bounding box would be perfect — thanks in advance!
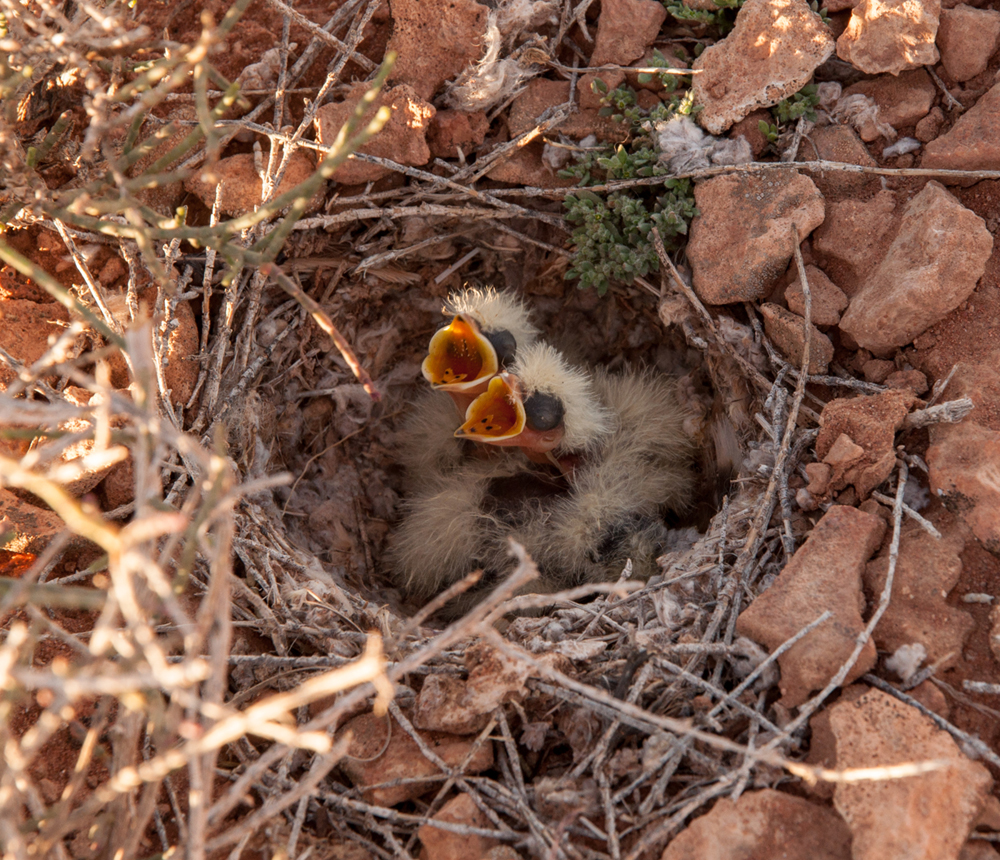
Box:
[3,0,983,856]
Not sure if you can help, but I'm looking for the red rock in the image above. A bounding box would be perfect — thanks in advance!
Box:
[486,144,575,187]
[837,0,941,75]
[507,78,627,144]
[414,642,530,734]
[922,80,1000,174]
[812,190,899,297]
[827,686,992,860]
[339,711,494,806]
[928,421,1000,554]
[786,265,849,326]
[314,83,435,185]
[729,109,773,158]
[915,106,945,142]
[816,390,917,498]
[0,299,71,389]
[692,0,834,134]
[990,602,1000,664]
[862,358,896,383]
[736,505,886,707]
[0,487,67,554]
[838,182,992,355]
[760,302,835,373]
[185,150,321,217]
[579,0,667,109]
[386,0,489,101]
[418,793,498,860]
[863,522,973,669]
[659,789,852,860]
[937,5,1000,82]
[843,69,936,139]
[798,124,879,198]
[805,461,833,496]
[687,171,825,304]
[884,369,928,394]
[427,109,489,159]
[960,842,1000,860]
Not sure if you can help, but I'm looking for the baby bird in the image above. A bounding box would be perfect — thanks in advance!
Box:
[456,343,695,586]
[389,340,695,613]
[421,287,539,409]
[400,287,539,492]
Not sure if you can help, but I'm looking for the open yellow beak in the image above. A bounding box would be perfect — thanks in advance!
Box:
[421,315,499,395]
[454,375,526,445]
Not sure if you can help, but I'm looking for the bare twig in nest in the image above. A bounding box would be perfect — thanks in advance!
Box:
[260,261,381,401]
[901,397,974,430]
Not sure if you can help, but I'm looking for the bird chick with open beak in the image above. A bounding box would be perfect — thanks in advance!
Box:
[455,342,695,586]
[421,287,539,411]
[399,287,539,492]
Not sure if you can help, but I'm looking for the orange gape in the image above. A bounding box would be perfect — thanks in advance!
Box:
[421,316,498,389]
[456,375,524,441]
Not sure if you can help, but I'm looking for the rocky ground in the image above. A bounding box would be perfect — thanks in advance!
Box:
[3,0,1000,857]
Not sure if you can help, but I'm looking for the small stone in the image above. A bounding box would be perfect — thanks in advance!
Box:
[386,0,489,101]
[805,461,833,496]
[486,143,575,187]
[843,70,937,138]
[862,358,896,383]
[923,80,1000,174]
[314,83,436,185]
[786,265,849,326]
[937,5,1000,82]
[823,432,866,470]
[184,150,321,217]
[507,79,626,143]
[828,686,992,860]
[837,0,941,75]
[798,125,879,198]
[816,390,917,498]
[838,182,993,355]
[812,190,899,297]
[418,793,498,860]
[659,789,853,860]
[687,171,825,304]
[915,106,946,142]
[863,522,974,669]
[0,299,71,389]
[692,0,835,134]
[728,109,773,158]
[884,369,928,394]
[908,678,950,718]
[928,421,1000,554]
[579,0,667,110]
[760,302,835,373]
[0,488,67,554]
[427,109,489,159]
[414,642,530,734]
[736,505,886,707]
[339,711,494,806]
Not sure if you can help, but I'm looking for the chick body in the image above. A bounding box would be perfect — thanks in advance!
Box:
[392,344,695,613]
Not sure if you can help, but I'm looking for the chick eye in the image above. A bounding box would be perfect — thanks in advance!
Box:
[484,328,517,368]
[524,391,563,432]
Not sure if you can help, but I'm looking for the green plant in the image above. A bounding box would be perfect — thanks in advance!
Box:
[564,179,698,295]
[636,49,682,94]
[758,120,780,144]
[809,0,832,24]
[772,83,820,124]
[560,81,701,295]
[662,0,745,32]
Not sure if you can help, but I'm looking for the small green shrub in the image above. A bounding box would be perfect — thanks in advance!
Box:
[559,81,701,295]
